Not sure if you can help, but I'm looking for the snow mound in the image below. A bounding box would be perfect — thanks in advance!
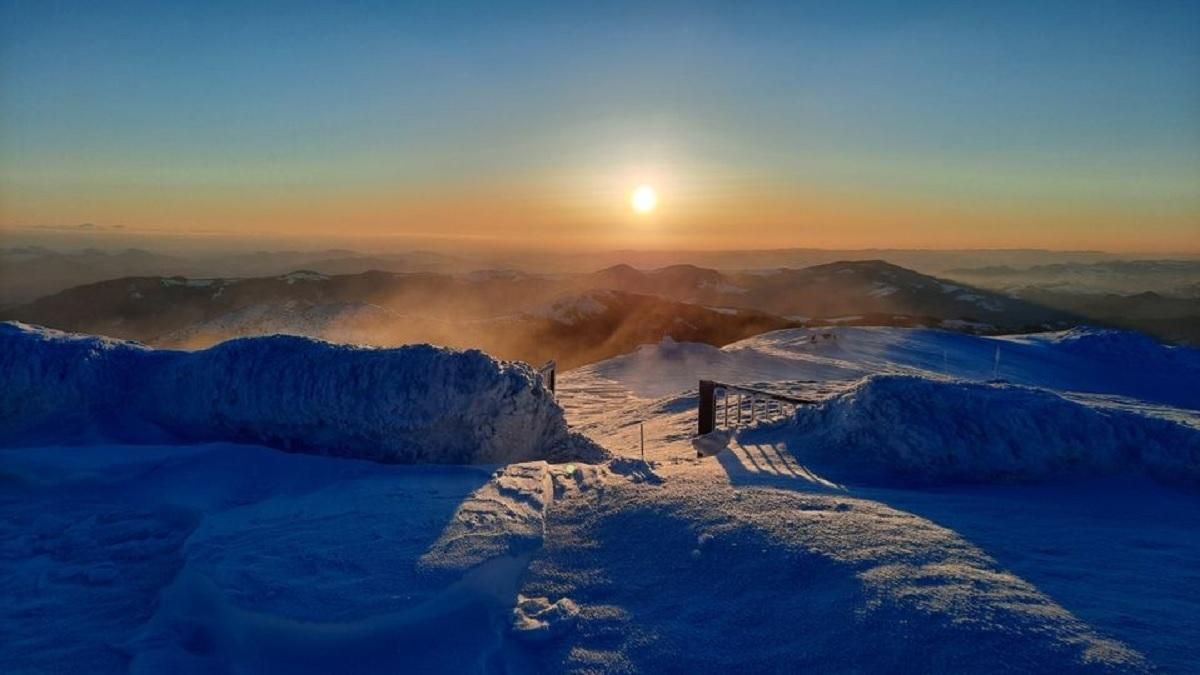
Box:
[788,374,1200,485]
[1029,326,1198,370]
[0,322,604,464]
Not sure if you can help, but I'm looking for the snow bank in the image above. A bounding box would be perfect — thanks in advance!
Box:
[787,374,1200,485]
[0,322,603,464]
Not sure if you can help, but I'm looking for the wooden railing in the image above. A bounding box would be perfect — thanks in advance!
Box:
[697,380,817,435]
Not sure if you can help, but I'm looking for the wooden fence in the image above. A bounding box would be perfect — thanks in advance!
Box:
[697,380,817,435]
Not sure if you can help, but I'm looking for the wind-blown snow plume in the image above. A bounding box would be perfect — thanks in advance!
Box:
[0,322,603,464]
[788,374,1200,485]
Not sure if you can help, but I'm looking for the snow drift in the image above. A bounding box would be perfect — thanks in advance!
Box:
[0,322,602,464]
[785,374,1200,485]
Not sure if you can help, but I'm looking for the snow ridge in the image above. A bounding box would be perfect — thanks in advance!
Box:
[0,322,602,464]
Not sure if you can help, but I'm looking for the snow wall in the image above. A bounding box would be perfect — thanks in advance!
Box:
[0,322,604,464]
[789,374,1200,486]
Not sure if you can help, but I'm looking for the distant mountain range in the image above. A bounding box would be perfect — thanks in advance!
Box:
[0,246,468,306]
[944,260,1200,297]
[996,288,1200,346]
[8,252,1198,365]
[9,244,1193,307]
[3,260,1093,367]
[933,260,1200,345]
[588,260,1068,328]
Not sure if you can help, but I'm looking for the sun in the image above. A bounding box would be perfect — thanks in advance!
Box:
[631,185,658,214]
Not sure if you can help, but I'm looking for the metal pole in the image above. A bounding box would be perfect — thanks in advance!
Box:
[640,422,644,461]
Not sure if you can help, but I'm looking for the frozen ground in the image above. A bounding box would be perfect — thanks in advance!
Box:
[1,325,1197,673]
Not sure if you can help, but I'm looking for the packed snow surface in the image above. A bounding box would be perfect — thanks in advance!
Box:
[2,441,1167,674]
[0,322,598,464]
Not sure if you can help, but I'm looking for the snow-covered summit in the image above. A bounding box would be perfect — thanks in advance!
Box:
[0,321,602,464]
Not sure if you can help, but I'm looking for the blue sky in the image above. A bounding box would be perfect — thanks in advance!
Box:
[1,0,1197,250]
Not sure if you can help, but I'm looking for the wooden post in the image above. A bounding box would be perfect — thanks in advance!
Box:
[538,360,556,394]
[698,380,716,435]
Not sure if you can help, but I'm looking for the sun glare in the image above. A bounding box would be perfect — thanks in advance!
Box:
[631,185,658,214]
